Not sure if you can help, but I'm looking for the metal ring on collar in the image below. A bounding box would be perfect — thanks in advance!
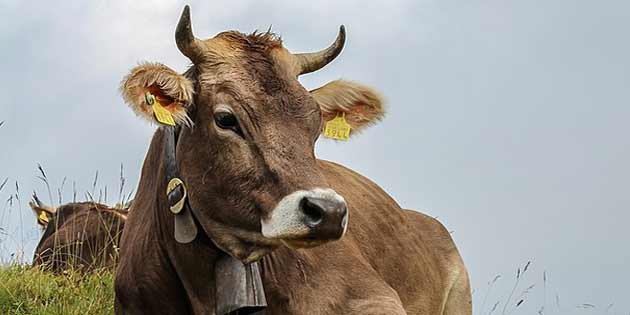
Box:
[167,178,187,214]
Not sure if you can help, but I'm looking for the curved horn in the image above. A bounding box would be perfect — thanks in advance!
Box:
[294,25,346,75]
[175,5,204,62]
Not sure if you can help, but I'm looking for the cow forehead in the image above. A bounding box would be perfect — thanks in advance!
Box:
[189,31,322,130]
[195,31,300,95]
[213,31,283,50]
[201,31,286,60]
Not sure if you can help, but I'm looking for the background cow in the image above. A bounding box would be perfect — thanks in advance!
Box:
[115,6,471,314]
[30,194,128,273]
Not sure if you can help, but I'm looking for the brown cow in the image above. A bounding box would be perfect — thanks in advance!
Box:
[115,6,471,315]
[30,195,128,273]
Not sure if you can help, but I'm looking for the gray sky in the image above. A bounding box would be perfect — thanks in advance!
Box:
[1,0,629,313]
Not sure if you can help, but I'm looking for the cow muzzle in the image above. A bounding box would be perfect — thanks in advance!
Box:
[261,188,348,247]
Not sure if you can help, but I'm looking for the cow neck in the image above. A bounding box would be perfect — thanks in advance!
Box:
[163,126,267,315]
[34,216,58,260]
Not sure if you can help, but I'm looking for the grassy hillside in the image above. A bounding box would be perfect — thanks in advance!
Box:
[0,265,114,315]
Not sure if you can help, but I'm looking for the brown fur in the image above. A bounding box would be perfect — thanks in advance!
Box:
[30,200,56,228]
[311,79,386,133]
[121,62,194,126]
[33,202,127,273]
[116,22,470,314]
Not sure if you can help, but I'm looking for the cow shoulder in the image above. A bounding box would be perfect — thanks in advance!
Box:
[403,210,458,256]
[404,210,471,312]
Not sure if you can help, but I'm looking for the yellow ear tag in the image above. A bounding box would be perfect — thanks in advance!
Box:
[145,92,176,126]
[38,211,49,224]
[323,112,351,141]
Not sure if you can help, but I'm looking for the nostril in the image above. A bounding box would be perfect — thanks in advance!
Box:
[300,197,324,227]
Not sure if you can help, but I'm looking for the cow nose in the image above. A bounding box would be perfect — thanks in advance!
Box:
[300,196,348,240]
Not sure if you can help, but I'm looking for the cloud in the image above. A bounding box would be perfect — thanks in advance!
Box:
[1,0,629,312]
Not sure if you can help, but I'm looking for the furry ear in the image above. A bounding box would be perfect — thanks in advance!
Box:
[29,196,56,228]
[121,62,194,126]
[310,80,385,135]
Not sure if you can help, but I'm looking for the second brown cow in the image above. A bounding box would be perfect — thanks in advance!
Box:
[30,195,128,273]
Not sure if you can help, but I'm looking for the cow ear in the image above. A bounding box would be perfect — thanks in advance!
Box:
[121,62,194,126]
[29,200,56,227]
[310,80,385,135]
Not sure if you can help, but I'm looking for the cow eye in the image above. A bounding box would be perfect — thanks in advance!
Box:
[214,111,243,136]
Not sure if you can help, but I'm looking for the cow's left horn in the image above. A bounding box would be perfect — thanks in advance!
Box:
[294,25,346,75]
[175,5,204,63]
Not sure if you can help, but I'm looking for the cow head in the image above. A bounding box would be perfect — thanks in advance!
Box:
[29,194,57,230]
[121,6,385,261]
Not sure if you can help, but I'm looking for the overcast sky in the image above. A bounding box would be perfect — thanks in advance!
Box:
[1,0,629,313]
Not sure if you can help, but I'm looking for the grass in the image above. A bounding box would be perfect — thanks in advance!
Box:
[0,264,114,315]
[0,161,121,315]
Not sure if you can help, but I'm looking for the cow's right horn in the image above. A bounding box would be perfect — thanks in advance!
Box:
[175,5,205,63]
[293,25,346,75]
